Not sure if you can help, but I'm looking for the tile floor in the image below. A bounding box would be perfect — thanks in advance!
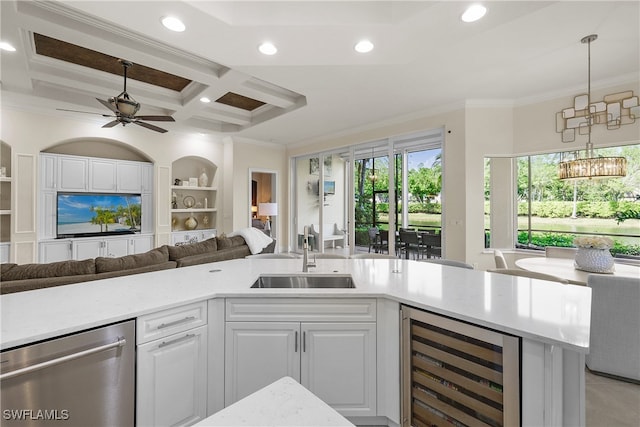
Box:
[586,369,640,427]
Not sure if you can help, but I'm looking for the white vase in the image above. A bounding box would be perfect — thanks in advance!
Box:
[574,247,615,273]
[184,215,198,230]
[198,169,209,187]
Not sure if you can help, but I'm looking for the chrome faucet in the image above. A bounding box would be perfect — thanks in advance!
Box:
[302,226,316,272]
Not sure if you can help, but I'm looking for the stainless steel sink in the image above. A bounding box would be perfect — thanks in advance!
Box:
[251,275,355,289]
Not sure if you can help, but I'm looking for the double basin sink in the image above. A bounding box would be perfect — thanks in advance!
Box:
[251,275,355,289]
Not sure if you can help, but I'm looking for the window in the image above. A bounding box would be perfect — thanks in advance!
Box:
[515,144,639,256]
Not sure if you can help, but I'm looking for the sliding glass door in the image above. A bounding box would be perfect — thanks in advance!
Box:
[291,128,443,256]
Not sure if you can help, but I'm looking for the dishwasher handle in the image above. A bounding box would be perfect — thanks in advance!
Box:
[0,337,127,381]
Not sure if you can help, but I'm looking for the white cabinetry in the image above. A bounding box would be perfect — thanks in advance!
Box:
[89,159,117,191]
[171,229,217,245]
[58,156,88,191]
[137,302,208,427]
[39,235,154,263]
[117,161,142,193]
[224,298,377,417]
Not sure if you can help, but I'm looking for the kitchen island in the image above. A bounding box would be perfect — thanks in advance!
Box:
[1,257,591,426]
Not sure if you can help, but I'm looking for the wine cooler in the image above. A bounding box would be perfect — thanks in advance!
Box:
[401,305,520,427]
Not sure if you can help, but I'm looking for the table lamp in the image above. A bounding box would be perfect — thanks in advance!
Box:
[258,203,278,233]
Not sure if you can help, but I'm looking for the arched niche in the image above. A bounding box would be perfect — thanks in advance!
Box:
[41,137,152,162]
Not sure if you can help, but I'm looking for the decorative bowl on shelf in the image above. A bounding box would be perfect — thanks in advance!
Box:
[183,195,195,209]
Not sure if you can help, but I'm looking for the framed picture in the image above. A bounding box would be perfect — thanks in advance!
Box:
[310,156,332,176]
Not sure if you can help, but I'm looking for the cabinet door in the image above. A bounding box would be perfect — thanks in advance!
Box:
[40,191,56,239]
[225,322,300,405]
[73,239,103,260]
[117,162,141,193]
[130,235,153,254]
[40,154,57,191]
[141,163,153,193]
[301,323,377,416]
[104,238,129,258]
[40,240,72,263]
[58,156,88,191]
[137,325,208,427]
[89,159,117,192]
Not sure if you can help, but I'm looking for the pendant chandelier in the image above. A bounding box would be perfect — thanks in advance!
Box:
[558,34,627,180]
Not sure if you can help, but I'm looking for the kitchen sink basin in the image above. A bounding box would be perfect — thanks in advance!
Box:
[251,275,355,289]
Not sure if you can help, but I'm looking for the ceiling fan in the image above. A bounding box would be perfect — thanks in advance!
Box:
[58,59,175,133]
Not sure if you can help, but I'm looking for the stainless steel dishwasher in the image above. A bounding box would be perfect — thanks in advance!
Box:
[1,319,135,427]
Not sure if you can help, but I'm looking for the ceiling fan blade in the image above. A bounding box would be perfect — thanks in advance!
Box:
[96,98,118,113]
[135,115,175,122]
[102,120,120,128]
[133,121,168,133]
[57,108,113,117]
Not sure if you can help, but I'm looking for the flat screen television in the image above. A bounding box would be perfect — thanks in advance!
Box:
[57,192,142,238]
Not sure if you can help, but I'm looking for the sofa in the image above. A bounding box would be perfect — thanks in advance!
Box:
[1,235,275,295]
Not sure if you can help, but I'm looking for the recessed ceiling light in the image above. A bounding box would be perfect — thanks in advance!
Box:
[258,42,277,55]
[200,97,211,103]
[161,16,186,32]
[354,40,374,53]
[461,4,487,23]
[0,41,16,52]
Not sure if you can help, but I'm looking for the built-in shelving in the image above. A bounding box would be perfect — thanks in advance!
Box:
[171,157,217,237]
[0,142,12,262]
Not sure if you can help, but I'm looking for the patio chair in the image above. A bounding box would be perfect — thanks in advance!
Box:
[420,232,442,259]
[399,230,421,259]
[368,227,381,253]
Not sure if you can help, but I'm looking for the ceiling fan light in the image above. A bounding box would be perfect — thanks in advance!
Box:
[161,16,186,32]
[113,97,140,116]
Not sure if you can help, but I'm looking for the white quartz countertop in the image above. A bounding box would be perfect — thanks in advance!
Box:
[193,376,353,427]
[1,258,591,351]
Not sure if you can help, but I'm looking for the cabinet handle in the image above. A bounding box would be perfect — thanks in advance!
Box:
[295,331,298,352]
[158,333,195,348]
[157,316,196,330]
[303,331,306,352]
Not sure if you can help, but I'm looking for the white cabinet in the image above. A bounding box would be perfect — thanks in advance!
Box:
[89,159,117,191]
[40,154,57,191]
[137,302,208,427]
[131,234,153,254]
[171,229,217,245]
[39,234,155,263]
[142,163,153,193]
[74,237,129,260]
[224,298,377,417]
[58,156,88,191]
[225,322,300,403]
[39,239,73,262]
[117,161,142,193]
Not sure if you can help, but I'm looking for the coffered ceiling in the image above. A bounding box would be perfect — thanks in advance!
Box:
[1,1,638,145]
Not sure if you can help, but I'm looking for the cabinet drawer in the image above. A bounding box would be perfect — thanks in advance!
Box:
[137,301,207,344]
[226,298,376,322]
